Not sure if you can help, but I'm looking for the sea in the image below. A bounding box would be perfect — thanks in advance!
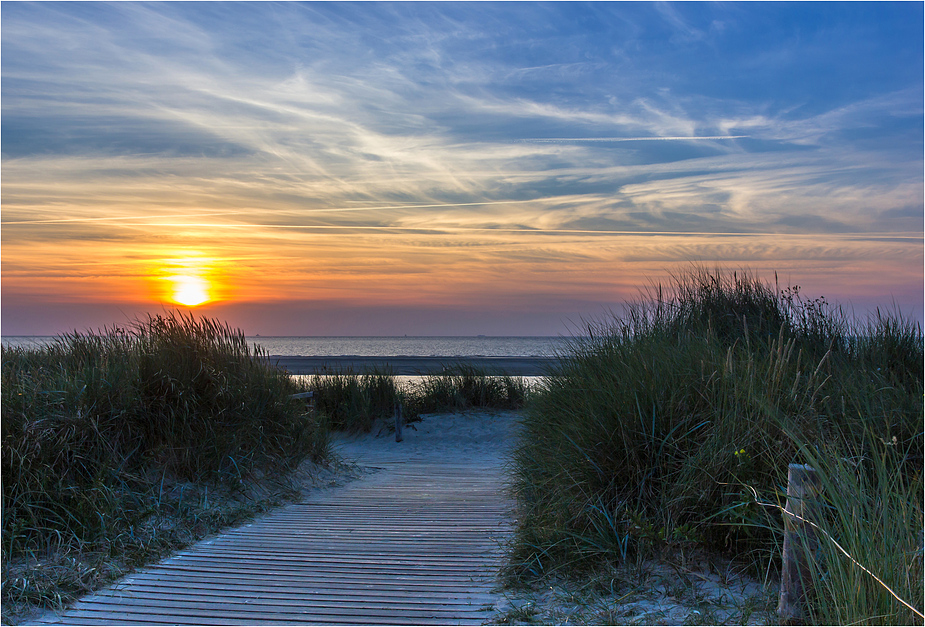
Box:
[1,335,574,358]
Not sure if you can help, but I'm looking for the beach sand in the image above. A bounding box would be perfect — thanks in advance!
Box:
[332,408,520,463]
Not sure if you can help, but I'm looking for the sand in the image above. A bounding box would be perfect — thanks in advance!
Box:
[332,408,520,461]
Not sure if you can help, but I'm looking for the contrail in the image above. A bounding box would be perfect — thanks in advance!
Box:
[9,216,910,240]
[296,200,527,214]
[520,136,748,143]
[79,222,767,237]
[2,210,245,225]
[1,202,529,224]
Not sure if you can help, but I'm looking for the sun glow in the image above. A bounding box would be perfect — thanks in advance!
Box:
[148,253,224,307]
[170,274,210,306]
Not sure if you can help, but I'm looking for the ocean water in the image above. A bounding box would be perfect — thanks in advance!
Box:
[250,336,571,357]
[1,335,574,358]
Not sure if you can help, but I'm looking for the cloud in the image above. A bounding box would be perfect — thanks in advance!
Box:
[519,136,748,143]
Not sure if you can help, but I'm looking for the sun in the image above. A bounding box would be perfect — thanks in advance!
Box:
[149,252,225,307]
[170,275,210,307]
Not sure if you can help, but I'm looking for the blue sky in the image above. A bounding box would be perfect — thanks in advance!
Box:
[2,2,922,336]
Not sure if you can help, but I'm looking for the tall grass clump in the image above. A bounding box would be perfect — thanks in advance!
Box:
[510,267,922,623]
[306,365,528,432]
[413,364,528,414]
[2,312,328,561]
[793,423,923,625]
[306,369,404,432]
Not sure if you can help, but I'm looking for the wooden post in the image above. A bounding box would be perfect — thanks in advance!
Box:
[778,463,821,624]
[289,391,314,413]
[394,403,403,443]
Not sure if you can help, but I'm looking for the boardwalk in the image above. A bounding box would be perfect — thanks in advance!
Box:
[38,413,516,625]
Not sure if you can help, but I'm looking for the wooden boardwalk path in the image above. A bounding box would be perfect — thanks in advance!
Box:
[38,424,515,625]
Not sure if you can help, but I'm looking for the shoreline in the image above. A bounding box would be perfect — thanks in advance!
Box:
[267,355,558,376]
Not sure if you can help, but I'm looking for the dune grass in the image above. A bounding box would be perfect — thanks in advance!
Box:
[304,369,405,433]
[305,364,529,433]
[508,268,923,624]
[1,312,328,618]
[413,364,528,414]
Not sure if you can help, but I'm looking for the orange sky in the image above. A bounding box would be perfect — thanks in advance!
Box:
[3,201,920,335]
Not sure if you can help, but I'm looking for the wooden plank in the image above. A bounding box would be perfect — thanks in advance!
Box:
[60,599,495,621]
[50,605,494,625]
[165,553,501,566]
[119,567,499,584]
[114,578,493,594]
[106,589,497,606]
[128,569,498,587]
[111,581,493,597]
[71,600,494,617]
[99,583,499,604]
[136,566,498,582]
[46,610,488,626]
[150,561,500,576]
[162,549,501,564]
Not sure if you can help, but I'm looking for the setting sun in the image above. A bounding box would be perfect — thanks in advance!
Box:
[144,252,228,307]
[170,275,210,307]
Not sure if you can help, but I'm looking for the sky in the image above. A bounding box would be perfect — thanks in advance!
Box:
[2,2,922,337]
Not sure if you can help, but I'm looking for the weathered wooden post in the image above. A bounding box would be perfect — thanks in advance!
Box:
[778,463,822,624]
[394,402,403,443]
[289,390,314,412]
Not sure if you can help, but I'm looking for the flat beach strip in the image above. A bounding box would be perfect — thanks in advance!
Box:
[268,355,558,376]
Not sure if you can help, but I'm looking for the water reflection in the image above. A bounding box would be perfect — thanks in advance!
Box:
[292,374,546,389]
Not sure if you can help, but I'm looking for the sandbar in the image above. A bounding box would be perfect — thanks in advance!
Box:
[267,355,557,376]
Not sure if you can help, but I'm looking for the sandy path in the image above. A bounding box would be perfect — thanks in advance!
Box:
[333,409,519,468]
